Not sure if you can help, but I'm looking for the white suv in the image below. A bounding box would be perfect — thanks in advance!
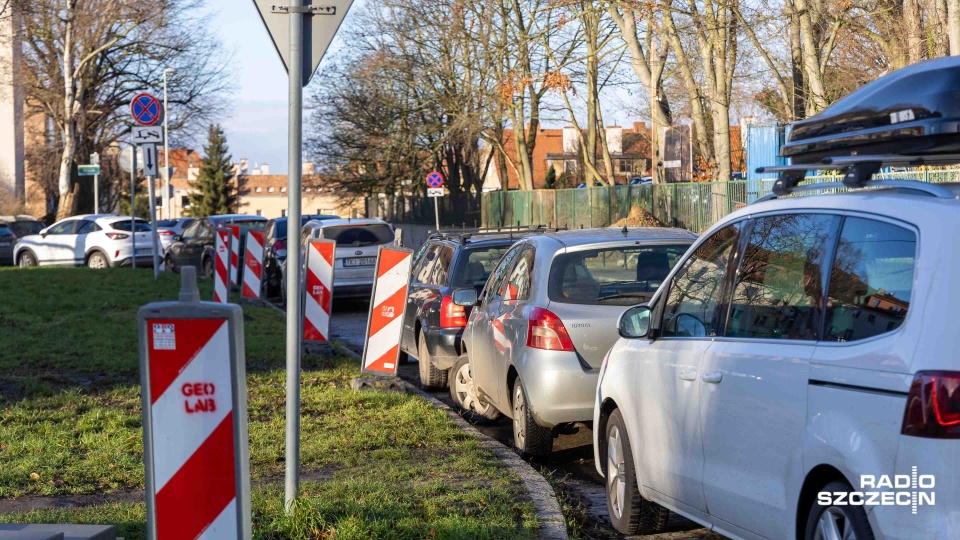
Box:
[15,214,157,269]
[594,181,959,539]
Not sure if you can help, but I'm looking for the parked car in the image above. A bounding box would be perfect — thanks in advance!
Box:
[263,214,341,299]
[0,215,45,240]
[457,227,696,455]
[156,218,196,251]
[629,176,653,185]
[14,214,156,268]
[0,221,15,265]
[163,214,267,277]
[279,218,395,302]
[595,55,960,540]
[399,229,540,395]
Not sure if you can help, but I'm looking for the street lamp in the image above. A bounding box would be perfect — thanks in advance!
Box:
[163,67,176,219]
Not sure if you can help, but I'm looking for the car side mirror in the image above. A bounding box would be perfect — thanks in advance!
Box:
[619,305,653,339]
[173,235,182,242]
[452,288,479,307]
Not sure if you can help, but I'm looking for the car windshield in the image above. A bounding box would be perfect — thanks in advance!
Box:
[322,224,393,246]
[0,225,13,237]
[9,221,44,237]
[548,244,689,306]
[157,219,178,228]
[451,245,512,290]
[111,219,152,232]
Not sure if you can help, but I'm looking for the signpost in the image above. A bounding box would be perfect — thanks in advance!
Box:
[90,152,100,214]
[252,0,355,512]
[130,94,164,280]
[426,171,444,231]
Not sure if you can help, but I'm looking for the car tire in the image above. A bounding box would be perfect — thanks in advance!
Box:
[804,480,875,540]
[18,250,37,268]
[450,354,501,423]
[87,251,108,269]
[512,377,553,457]
[202,256,214,279]
[417,332,448,389]
[604,409,669,535]
[164,254,177,274]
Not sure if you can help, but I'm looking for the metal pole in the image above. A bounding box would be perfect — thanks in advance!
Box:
[433,196,440,231]
[284,0,304,514]
[94,174,99,215]
[131,146,137,269]
[148,173,160,280]
[163,71,171,219]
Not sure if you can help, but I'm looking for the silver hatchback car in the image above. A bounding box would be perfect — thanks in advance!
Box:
[459,227,696,456]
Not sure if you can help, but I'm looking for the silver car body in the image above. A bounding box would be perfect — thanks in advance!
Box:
[464,227,696,427]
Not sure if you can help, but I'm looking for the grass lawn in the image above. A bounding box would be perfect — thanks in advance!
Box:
[0,267,538,539]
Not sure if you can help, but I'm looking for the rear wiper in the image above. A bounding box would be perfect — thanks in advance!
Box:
[596,293,652,302]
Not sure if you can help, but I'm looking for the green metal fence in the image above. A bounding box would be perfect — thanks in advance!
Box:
[481,170,960,233]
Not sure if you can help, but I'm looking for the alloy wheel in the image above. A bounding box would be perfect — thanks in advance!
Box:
[814,507,858,540]
[513,384,525,449]
[454,363,476,411]
[607,425,627,519]
[88,253,106,269]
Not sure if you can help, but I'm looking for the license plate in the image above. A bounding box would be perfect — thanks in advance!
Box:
[136,248,151,255]
[344,257,376,268]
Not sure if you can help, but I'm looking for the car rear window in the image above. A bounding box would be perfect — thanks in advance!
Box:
[322,224,393,246]
[111,219,152,232]
[157,220,179,228]
[0,225,13,237]
[451,245,512,289]
[9,221,44,237]
[548,244,689,306]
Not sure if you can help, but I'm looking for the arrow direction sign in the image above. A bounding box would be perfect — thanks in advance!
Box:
[252,0,355,86]
[142,143,158,177]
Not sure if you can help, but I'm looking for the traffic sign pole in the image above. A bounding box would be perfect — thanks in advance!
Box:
[284,0,304,514]
[130,142,137,270]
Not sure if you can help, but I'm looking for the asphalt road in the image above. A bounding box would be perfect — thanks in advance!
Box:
[328,298,723,540]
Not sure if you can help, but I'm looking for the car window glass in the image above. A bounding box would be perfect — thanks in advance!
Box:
[10,221,44,237]
[47,221,76,235]
[411,242,433,278]
[825,218,916,342]
[501,247,534,302]
[198,222,214,240]
[481,245,523,306]
[427,245,455,286]
[0,225,13,237]
[414,244,441,285]
[548,245,689,306]
[451,245,511,290]
[726,214,837,341]
[181,221,200,240]
[76,221,101,234]
[112,220,151,232]
[661,224,740,338]
[322,225,393,246]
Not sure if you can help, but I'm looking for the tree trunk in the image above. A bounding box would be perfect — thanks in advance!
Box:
[903,0,925,63]
[950,0,960,54]
[796,0,830,113]
[56,2,77,220]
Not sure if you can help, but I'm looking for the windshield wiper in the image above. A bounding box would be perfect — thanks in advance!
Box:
[596,292,652,303]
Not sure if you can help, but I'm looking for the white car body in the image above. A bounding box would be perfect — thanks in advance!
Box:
[281,218,396,299]
[14,214,158,268]
[156,218,196,252]
[594,186,960,540]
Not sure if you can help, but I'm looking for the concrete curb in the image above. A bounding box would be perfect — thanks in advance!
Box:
[329,344,567,540]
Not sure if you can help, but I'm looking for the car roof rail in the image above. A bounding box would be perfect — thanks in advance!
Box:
[427,224,567,243]
[754,153,960,203]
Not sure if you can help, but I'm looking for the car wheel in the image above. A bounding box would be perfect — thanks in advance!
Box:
[512,377,553,457]
[202,256,214,279]
[87,251,108,269]
[605,409,669,535]
[18,251,37,268]
[164,254,177,274]
[450,354,501,423]
[804,481,875,540]
[417,332,448,389]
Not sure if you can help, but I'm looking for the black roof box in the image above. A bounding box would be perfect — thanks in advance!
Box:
[782,56,960,164]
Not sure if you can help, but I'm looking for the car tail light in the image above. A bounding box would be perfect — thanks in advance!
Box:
[902,371,960,439]
[159,230,174,237]
[440,296,468,328]
[275,239,286,258]
[106,233,129,240]
[527,307,575,351]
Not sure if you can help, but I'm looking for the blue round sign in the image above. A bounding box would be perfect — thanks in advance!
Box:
[426,171,444,189]
[131,93,162,127]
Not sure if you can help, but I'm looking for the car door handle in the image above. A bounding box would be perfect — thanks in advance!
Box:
[702,372,723,384]
[678,369,698,381]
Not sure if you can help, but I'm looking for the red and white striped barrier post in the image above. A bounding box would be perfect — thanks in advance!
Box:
[214,230,230,304]
[241,231,265,300]
[361,246,413,376]
[227,225,241,286]
[138,267,251,540]
[303,240,336,343]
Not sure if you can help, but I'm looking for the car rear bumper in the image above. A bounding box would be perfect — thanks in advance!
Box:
[516,350,599,427]
[333,282,374,298]
[422,326,464,370]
